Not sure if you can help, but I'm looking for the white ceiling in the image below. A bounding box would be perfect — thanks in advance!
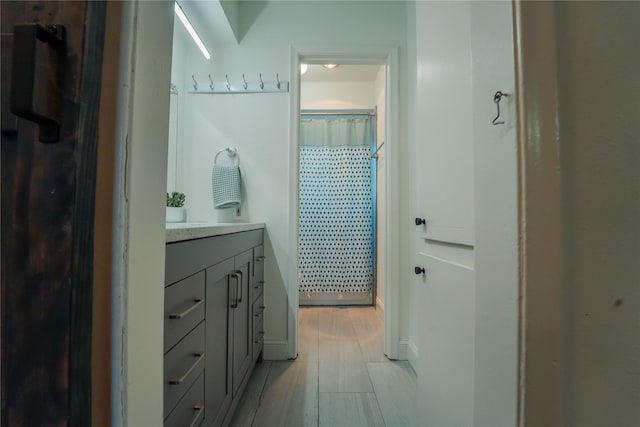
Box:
[301,64,382,83]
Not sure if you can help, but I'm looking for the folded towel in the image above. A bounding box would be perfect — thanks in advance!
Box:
[212,164,242,209]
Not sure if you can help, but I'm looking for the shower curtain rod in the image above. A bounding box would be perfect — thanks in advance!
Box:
[300,110,376,116]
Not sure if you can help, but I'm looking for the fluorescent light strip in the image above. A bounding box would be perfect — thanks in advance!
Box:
[175,2,210,60]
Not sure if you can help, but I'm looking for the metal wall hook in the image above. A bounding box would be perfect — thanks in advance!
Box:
[225,74,231,91]
[492,91,508,125]
[259,73,264,90]
[208,74,215,90]
[242,73,248,90]
[191,75,198,91]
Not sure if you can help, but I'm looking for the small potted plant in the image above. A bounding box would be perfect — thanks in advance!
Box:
[166,192,186,222]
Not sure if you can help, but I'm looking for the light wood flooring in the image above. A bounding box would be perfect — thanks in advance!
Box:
[230,307,418,427]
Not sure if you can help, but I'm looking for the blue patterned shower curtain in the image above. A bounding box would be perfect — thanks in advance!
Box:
[299,115,374,298]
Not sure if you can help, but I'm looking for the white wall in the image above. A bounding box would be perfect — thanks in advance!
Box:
[553,2,640,425]
[177,1,408,359]
[301,81,375,110]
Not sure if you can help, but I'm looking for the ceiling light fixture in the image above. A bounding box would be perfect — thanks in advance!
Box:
[323,64,338,69]
[301,64,308,75]
[175,2,211,60]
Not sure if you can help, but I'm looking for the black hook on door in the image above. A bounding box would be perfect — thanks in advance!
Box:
[492,91,508,125]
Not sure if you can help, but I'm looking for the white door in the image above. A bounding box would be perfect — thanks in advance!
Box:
[470,1,519,425]
[413,2,477,425]
[413,1,518,425]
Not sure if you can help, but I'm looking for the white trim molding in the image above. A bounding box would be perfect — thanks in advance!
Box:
[289,45,402,361]
[513,2,564,426]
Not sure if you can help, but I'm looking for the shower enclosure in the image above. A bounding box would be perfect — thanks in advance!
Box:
[298,110,377,306]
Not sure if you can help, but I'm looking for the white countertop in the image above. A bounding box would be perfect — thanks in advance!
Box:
[166,222,265,243]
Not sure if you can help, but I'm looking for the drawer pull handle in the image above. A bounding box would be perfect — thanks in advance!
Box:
[254,312,263,318]
[169,352,205,385]
[259,331,265,335]
[236,270,243,303]
[169,299,204,319]
[254,339,262,344]
[259,305,265,309]
[188,405,204,427]
[255,256,266,262]
[230,273,239,308]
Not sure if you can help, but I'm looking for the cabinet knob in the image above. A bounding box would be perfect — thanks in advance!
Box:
[414,266,425,275]
[415,217,426,226]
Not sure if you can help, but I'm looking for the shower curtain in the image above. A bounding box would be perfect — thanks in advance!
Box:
[299,114,374,301]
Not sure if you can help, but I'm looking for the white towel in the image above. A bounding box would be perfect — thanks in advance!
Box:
[212,164,241,209]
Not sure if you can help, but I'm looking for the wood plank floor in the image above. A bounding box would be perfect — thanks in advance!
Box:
[230,307,418,427]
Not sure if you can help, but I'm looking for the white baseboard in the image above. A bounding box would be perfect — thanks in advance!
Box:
[396,339,409,361]
[408,340,419,375]
[263,340,291,360]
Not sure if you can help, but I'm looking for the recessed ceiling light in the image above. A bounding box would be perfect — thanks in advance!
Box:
[301,64,308,75]
[323,64,338,69]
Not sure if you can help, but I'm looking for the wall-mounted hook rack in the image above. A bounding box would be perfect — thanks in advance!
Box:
[189,73,289,94]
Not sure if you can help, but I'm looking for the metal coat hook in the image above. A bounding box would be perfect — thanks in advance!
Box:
[259,73,265,90]
[492,91,508,125]
[276,73,281,89]
[208,74,215,90]
[225,74,231,91]
[191,75,198,91]
[242,73,248,90]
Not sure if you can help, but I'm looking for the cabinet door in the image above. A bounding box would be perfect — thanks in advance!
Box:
[205,258,234,427]
[414,1,475,246]
[232,249,253,396]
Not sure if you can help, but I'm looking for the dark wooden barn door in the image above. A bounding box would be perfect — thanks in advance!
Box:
[1,1,105,425]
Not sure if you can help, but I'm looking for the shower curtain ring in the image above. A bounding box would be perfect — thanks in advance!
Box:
[259,73,264,90]
[208,74,215,90]
[191,75,198,91]
[225,74,231,91]
[242,73,248,90]
[276,73,281,89]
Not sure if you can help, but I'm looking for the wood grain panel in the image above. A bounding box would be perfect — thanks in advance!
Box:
[1,1,105,425]
[319,340,373,393]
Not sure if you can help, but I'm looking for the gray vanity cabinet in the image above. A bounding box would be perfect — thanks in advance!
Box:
[164,228,264,427]
[231,250,253,396]
[203,258,233,427]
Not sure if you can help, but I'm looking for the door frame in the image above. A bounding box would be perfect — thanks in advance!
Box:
[288,45,402,359]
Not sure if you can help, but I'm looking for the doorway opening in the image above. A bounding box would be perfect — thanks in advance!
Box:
[294,62,388,360]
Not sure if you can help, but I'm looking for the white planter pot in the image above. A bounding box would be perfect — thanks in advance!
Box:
[166,207,186,223]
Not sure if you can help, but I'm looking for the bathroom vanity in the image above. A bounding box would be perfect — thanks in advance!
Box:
[163,223,266,427]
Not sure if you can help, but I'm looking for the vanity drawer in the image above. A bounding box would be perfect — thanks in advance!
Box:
[252,299,265,360]
[165,271,205,353]
[164,321,205,418]
[252,246,265,302]
[252,322,264,361]
[164,372,205,427]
